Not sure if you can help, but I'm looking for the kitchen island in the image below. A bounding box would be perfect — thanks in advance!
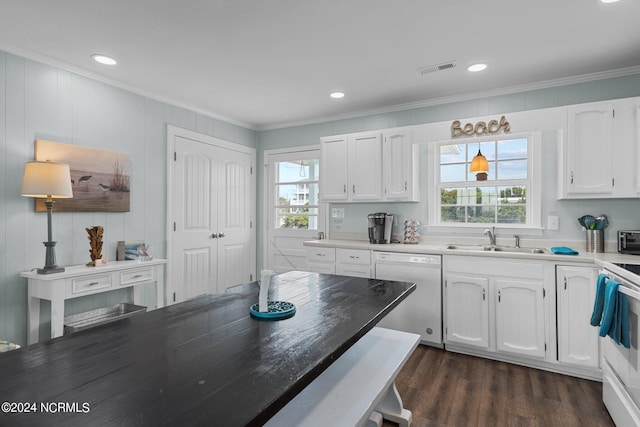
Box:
[0,271,415,426]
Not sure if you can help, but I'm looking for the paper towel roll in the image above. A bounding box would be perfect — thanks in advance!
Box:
[259,269,274,312]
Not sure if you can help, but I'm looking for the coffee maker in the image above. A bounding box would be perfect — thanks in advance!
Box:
[368,212,394,244]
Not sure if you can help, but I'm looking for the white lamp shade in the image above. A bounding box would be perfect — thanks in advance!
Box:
[21,161,73,198]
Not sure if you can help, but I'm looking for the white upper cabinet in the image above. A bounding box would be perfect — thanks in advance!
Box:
[382,131,419,202]
[637,101,640,194]
[559,99,638,199]
[320,129,418,203]
[349,133,382,201]
[320,133,381,202]
[320,136,349,200]
[566,103,613,195]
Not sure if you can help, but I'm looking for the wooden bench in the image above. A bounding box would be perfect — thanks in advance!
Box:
[265,327,420,427]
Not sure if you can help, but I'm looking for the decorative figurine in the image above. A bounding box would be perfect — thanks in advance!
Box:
[86,226,107,266]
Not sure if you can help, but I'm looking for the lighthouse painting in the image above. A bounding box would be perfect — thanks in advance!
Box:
[34,139,131,212]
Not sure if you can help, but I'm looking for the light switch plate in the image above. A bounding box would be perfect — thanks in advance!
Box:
[547,215,559,231]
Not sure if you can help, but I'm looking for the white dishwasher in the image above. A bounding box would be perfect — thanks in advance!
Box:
[375,252,442,347]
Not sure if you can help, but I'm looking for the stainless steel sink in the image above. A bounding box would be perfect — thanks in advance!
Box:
[444,244,486,251]
[487,246,550,254]
[444,244,550,254]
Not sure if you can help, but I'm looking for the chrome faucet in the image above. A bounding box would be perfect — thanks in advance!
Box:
[484,227,496,246]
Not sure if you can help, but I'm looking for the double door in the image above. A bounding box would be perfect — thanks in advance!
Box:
[444,256,548,360]
[320,133,382,201]
[170,131,255,303]
[445,274,545,358]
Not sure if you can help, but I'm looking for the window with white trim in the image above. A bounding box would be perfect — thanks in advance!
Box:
[436,135,538,227]
[274,157,320,230]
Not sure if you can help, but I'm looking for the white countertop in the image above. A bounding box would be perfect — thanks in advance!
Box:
[304,239,640,284]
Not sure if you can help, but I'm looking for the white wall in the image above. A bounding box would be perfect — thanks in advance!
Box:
[0,51,257,346]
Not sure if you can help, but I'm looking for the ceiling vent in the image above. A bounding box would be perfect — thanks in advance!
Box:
[419,61,456,75]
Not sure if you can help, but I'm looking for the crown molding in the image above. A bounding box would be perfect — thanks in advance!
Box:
[257,65,640,131]
[0,42,256,131]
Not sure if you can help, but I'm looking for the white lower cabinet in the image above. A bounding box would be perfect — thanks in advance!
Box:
[444,274,489,349]
[306,247,336,274]
[495,279,546,358]
[444,256,550,361]
[556,265,600,368]
[336,248,373,278]
[305,247,373,278]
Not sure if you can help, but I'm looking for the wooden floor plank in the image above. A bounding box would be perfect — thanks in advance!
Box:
[383,345,614,427]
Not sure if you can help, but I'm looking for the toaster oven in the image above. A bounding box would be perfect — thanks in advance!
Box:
[618,230,640,255]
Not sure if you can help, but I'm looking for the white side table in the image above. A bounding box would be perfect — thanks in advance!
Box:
[21,259,167,344]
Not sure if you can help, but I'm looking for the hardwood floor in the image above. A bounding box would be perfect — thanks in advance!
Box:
[382,345,615,427]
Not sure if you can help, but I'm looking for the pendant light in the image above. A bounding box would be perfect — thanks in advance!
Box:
[470,144,489,181]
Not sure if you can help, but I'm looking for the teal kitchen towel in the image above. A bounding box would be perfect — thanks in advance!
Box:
[598,279,631,348]
[551,246,579,255]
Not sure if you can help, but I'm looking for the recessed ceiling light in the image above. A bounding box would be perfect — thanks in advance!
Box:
[600,0,619,3]
[330,92,345,99]
[467,63,488,72]
[92,54,117,66]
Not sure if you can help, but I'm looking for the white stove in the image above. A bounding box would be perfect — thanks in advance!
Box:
[601,265,640,426]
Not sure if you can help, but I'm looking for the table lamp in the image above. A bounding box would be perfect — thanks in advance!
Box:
[21,160,73,274]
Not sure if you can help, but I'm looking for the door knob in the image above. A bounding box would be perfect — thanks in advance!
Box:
[211,233,218,239]
[218,233,226,238]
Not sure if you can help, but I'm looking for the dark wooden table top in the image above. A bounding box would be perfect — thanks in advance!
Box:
[0,271,415,427]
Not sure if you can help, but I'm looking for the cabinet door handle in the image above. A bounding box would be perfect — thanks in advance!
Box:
[211,233,218,239]
[343,184,347,193]
[563,277,567,290]
[133,274,143,279]
[497,289,501,302]
[88,281,100,286]
[482,288,486,301]
[349,256,359,259]
[570,171,574,184]
[352,185,356,194]
[218,233,226,238]
[404,181,408,191]
[316,253,325,257]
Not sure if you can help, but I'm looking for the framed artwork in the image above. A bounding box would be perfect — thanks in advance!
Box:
[34,140,131,212]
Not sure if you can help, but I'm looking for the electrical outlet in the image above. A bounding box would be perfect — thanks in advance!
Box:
[547,215,559,231]
[331,208,345,218]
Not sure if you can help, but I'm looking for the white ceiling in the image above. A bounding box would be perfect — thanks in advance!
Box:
[0,0,639,130]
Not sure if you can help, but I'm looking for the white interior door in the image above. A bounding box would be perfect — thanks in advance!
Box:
[217,148,253,291]
[168,126,256,304]
[172,136,218,302]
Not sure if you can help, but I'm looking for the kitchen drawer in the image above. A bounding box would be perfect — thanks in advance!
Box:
[71,274,112,295]
[120,267,155,285]
[336,264,373,278]
[306,247,336,263]
[307,263,336,275]
[336,248,371,266]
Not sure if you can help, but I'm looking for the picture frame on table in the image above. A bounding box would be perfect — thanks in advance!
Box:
[117,241,153,262]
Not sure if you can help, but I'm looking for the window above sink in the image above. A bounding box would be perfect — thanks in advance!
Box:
[427,131,542,233]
